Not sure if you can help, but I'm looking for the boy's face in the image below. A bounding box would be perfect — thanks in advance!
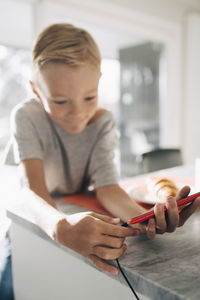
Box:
[31,63,101,134]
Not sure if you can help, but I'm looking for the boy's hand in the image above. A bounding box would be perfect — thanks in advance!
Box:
[155,185,200,233]
[53,212,139,275]
[132,185,200,237]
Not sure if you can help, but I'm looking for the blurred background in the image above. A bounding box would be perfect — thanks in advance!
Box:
[0,0,200,178]
[1,2,200,297]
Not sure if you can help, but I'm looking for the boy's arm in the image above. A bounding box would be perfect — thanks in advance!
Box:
[96,184,200,235]
[18,159,138,275]
[21,159,57,208]
[20,159,65,237]
[96,184,154,236]
[96,184,145,222]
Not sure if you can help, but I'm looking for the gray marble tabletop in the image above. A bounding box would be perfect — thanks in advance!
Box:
[119,211,200,300]
[7,164,200,300]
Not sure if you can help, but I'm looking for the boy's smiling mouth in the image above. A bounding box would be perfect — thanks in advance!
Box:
[66,115,87,123]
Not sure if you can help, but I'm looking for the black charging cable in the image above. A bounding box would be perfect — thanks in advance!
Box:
[116,258,140,300]
[117,222,140,300]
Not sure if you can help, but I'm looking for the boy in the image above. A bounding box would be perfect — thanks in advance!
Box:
[4,23,200,275]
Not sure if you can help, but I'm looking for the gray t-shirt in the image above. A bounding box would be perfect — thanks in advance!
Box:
[4,99,119,196]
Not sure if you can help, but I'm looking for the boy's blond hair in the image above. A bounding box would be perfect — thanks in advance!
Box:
[32,23,101,69]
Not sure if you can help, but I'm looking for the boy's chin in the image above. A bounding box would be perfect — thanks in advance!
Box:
[66,124,86,134]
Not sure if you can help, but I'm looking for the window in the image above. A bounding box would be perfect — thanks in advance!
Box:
[0,45,32,152]
[99,58,120,116]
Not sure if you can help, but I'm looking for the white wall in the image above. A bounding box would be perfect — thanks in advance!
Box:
[111,0,200,24]
[183,13,200,163]
[0,0,34,49]
[34,0,144,59]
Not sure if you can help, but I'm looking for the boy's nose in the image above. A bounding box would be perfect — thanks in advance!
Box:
[70,102,83,115]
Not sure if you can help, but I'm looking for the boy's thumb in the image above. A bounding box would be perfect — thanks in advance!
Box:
[108,217,121,224]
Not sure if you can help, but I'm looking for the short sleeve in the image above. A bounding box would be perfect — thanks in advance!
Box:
[4,106,43,165]
[88,113,119,189]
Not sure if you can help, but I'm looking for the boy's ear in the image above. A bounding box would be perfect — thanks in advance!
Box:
[29,80,41,99]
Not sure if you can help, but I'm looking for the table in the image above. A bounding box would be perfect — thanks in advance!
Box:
[7,164,200,300]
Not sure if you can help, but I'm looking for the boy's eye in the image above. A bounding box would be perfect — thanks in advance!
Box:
[85,96,96,101]
[53,100,68,105]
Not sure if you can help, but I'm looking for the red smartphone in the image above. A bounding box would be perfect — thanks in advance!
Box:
[127,191,200,225]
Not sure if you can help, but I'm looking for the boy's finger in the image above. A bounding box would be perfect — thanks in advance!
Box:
[102,222,140,237]
[166,197,179,232]
[93,244,127,260]
[179,197,200,226]
[146,218,156,239]
[91,213,120,224]
[154,203,166,233]
[89,254,119,275]
[100,235,125,249]
[177,185,190,200]
[108,218,121,224]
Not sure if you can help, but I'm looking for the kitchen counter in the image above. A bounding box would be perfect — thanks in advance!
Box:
[6,164,200,300]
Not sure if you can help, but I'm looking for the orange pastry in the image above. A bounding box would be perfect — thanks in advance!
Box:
[146,177,179,203]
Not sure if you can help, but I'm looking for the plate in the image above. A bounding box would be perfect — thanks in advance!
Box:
[127,183,191,205]
[127,184,157,205]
